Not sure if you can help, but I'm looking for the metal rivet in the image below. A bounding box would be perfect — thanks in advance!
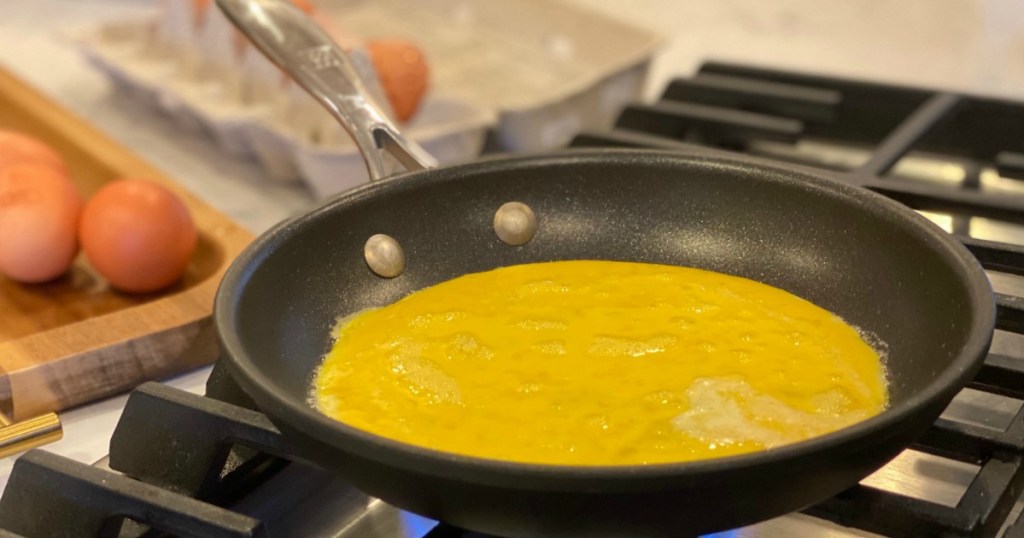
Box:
[364,234,405,278]
[494,202,537,246]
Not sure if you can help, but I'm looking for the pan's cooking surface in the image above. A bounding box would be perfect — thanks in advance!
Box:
[223,151,985,408]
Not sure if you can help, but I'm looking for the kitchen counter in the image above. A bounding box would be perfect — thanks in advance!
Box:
[1,0,1023,493]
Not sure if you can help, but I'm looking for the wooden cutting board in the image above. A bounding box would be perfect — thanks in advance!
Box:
[0,66,253,421]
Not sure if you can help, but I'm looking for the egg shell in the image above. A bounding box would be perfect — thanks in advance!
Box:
[79,178,198,294]
[0,164,82,283]
[0,130,66,173]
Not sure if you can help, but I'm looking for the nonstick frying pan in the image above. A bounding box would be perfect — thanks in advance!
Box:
[213,1,996,536]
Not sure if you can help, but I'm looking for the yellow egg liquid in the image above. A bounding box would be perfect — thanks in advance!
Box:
[314,260,888,465]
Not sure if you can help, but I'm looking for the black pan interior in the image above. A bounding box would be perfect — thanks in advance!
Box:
[224,150,986,410]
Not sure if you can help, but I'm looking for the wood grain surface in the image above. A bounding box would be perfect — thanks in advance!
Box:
[0,66,253,420]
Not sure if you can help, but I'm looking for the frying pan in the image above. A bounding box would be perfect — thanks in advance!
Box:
[213,1,996,535]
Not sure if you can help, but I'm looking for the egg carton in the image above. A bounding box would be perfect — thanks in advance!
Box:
[78,0,660,198]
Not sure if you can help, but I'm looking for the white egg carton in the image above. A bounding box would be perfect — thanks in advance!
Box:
[78,0,660,199]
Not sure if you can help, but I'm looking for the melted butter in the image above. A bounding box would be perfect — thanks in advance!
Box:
[314,260,888,465]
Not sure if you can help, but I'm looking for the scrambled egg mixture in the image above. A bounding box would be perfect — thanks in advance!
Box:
[314,260,887,465]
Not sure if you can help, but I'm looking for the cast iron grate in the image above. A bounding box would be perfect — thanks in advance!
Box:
[0,62,1023,537]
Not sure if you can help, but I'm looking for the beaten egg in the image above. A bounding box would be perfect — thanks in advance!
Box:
[314,260,888,466]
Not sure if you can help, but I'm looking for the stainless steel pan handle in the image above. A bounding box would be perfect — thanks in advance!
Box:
[215,0,438,181]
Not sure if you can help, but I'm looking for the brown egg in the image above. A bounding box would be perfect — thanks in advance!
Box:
[79,179,197,294]
[367,39,430,122]
[0,164,82,283]
[0,130,66,173]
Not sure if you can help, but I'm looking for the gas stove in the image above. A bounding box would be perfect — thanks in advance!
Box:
[1,62,1023,537]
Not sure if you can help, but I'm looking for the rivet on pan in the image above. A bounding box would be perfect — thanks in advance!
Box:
[364,234,405,278]
[494,202,537,246]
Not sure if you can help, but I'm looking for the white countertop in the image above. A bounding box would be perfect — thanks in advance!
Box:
[1,0,1023,493]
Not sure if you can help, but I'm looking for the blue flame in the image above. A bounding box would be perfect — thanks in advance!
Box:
[398,511,739,538]
[399,511,439,537]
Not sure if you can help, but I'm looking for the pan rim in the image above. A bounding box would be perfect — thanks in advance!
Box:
[215,147,996,489]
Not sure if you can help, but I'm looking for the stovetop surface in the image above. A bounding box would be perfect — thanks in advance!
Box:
[2,62,1024,538]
